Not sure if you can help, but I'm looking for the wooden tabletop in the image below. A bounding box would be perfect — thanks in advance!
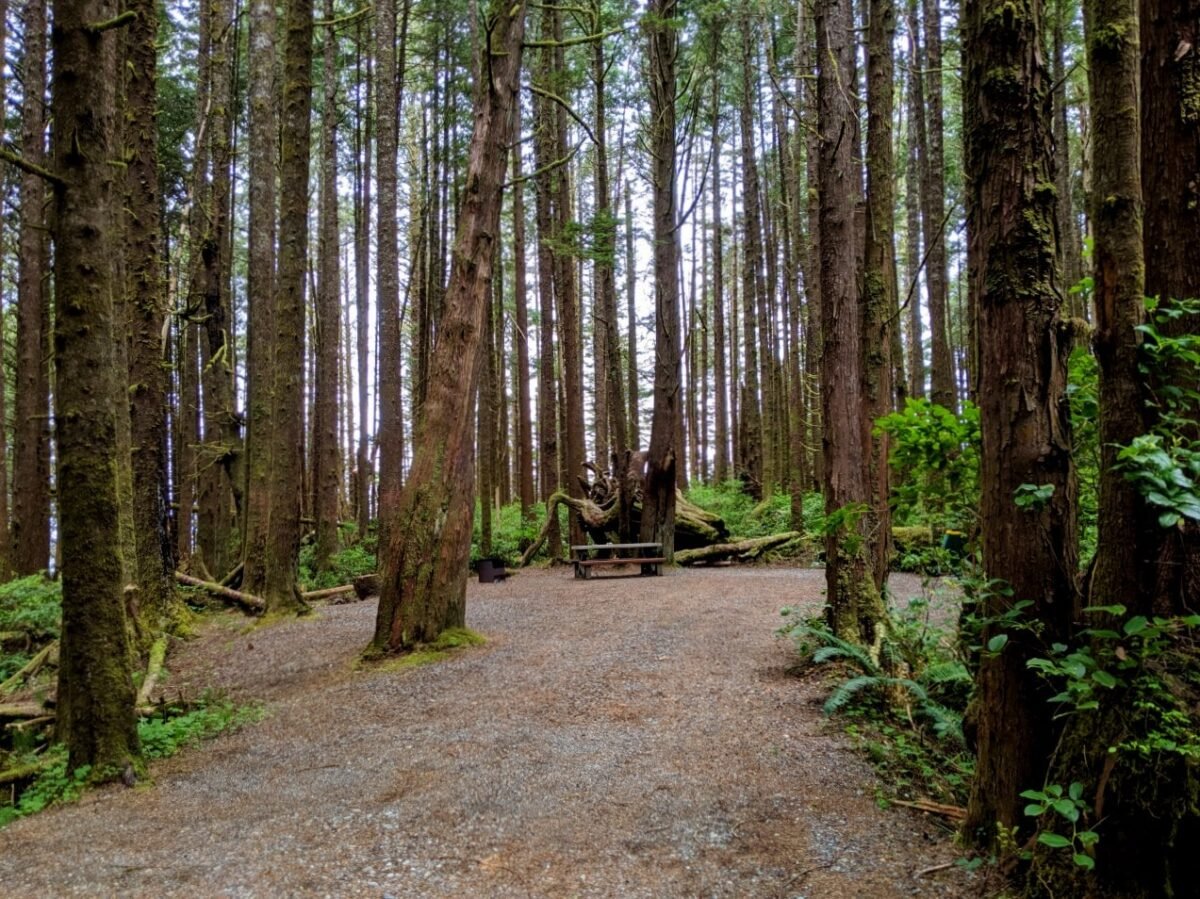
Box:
[570,542,662,551]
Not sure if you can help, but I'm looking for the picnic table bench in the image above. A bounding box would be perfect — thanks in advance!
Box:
[571,542,665,579]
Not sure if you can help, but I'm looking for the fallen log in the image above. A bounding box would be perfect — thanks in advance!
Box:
[891,798,966,821]
[174,572,265,613]
[300,584,357,602]
[674,532,803,566]
[0,759,54,786]
[0,641,57,695]
[0,702,48,720]
[135,637,169,706]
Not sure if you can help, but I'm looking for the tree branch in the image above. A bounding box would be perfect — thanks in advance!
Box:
[0,147,65,186]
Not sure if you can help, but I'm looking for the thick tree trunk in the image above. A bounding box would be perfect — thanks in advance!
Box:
[376,0,412,548]
[710,73,729,484]
[51,0,141,777]
[864,0,897,594]
[314,0,343,573]
[904,1,925,399]
[961,0,1079,846]
[625,186,640,450]
[370,0,528,653]
[640,0,682,561]
[12,0,51,577]
[354,17,373,540]
[511,105,536,534]
[921,0,956,411]
[261,0,317,614]
[125,0,177,635]
[0,0,7,581]
[1141,0,1200,605]
[818,0,886,647]
[736,32,764,499]
[241,0,278,596]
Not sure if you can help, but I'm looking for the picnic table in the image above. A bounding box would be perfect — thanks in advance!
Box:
[570,542,665,579]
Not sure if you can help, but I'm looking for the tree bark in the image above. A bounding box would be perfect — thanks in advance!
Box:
[640,0,682,560]
[51,0,141,777]
[370,0,528,653]
[818,0,886,647]
[511,104,536,535]
[261,0,317,614]
[125,0,177,635]
[736,26,764,498]
[710,72,730,484]
[961,0,1079,846]
[314,0,343,574]
[241,0,278,596]
[904,1,925,400]
[11,0,51,577]
[921,0,956,411]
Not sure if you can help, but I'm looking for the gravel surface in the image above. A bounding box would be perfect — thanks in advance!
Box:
[0,566,974,897]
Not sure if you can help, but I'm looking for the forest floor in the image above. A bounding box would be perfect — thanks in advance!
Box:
[0,566,977,897]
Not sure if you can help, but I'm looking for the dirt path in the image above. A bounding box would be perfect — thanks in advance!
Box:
[0,567,972,897]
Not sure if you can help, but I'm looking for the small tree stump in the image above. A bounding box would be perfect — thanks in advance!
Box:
[354,574,381,600]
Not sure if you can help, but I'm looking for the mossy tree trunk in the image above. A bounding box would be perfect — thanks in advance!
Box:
[1028,2,1200,893]
[313,0,342,574]
[11,0,51,577]
[817,0,886,647]
[51,0,141,776]
[370,0,528,653]
[240,0,278,596]
[961,0,1080,847]
[511,103,537,538]
[125,0,177,636]
[640,0,682,561]
[261,0,316,614]
[863,0,897,593]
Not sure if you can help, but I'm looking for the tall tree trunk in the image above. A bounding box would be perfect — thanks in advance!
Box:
[354,15,373,540]
[1052,0,1082,303]
[261,0,316,613]
[640,0,681,560]
[1141,0,1200,604]
[51,0,141,776]
[534,59,561,559]
[371,0,527,653]
[376,0,412,548]
[313,0,342,573]
[921,0,956,411]
[126,0,176,633]
[512,105,536,535]
[593,21,628,470]
[864,0,897,593]
[12,0,51,576]
[241,0,278,595]
[547,2,586,549]
[736,35,764,499]
[904,3,925,399]
[198,0,238,579]
[818,0,886,647]
[0,0,8,581]
[625,185,639,449]
[710,76,729,484]
[961,0,1079,846]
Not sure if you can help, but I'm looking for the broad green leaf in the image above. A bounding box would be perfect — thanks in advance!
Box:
[1038,832,1072,849]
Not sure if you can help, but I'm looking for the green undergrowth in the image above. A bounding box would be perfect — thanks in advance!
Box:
[780,586,975,810]
[0,575,61,682]
[0,693,262,828]
[685,480,817,538]
[298,542,377,592]
[359,627,487,672]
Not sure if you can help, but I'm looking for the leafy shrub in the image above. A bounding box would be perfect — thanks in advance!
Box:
[299,543,377,591]
[472,501,542,565]
[685,480,808,538]
[0,575,61,681]
[876,398,980,532]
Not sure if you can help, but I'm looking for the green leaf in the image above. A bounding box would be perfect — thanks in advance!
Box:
[1158,511,1183,528]
[1024,803,1047,817]
[1073,853,1096,870]
[1052,799,1080,822]
[1077,830,1100,847]
[1083,604,1127,616]
[1092,670,1118,688]
[1124,616,1149,636]
[987,634,1009,653]
[1068,782,1084,801]
[1038,832,1073,849]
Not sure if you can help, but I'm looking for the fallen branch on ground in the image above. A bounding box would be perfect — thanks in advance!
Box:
[174,572,265,613]
[674,532,803,566]
[0,641,57,694]
[300,584,357,602]
[135,637,169,706]
[891,798,966,821]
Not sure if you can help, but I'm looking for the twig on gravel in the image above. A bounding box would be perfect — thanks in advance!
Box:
[891,798,966,821]
[917,862,955,877]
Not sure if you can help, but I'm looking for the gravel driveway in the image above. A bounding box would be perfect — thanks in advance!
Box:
[0,566,972,897]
